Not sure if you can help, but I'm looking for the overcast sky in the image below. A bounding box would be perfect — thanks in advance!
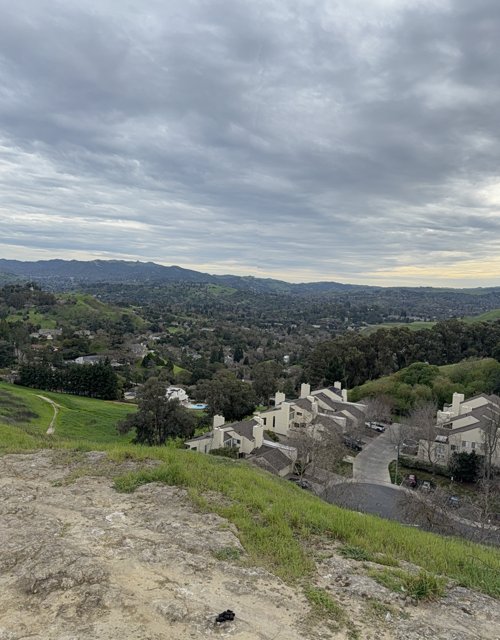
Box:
[1,0,499,286]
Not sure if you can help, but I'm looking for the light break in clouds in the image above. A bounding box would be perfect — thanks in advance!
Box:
[1,0,500,286]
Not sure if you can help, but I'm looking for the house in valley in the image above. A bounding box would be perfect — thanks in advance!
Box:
[417,392,500,467]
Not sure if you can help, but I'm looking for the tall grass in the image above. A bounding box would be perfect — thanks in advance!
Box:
[110,447,500,597]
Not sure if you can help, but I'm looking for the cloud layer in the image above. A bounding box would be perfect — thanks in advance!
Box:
[1,0,500,285]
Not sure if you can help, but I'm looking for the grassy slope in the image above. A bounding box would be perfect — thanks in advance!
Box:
[0,382,498,599]
[0,382,135,445]
[6,292,145,329]
[463,308,500,323]
[362,308,500,334]
[350,358,500,405]
[361,321,436,334]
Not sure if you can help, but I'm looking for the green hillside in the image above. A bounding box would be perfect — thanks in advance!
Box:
[361,320,436,334]
[463,308,500,323]
[6,292,145,330]
[0,382,135,449]
[349,358,500,413]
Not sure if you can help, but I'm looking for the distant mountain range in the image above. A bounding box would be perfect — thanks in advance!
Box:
[0,259,370,294]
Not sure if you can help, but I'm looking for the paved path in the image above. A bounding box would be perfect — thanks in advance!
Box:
[36,395,59,435]
[352,426,397,485]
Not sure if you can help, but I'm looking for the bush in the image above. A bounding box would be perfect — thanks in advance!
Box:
[209,447,239,459]
[449,451,482,483]
[399,455,452,478]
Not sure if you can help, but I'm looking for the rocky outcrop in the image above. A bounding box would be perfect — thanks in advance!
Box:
[0,451,499,639]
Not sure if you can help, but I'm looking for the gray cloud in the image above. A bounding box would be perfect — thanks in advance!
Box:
[1,0,500,285]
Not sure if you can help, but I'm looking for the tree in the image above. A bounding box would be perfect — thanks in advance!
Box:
[477,404,500,524]
[252,361,281,404]
[198,371,256,422]
[233,346,244,363]
[449,451,481,483]
[118,377,195,445]
[287,423,344,485]
[406,401,439,473]
[361,395,394,424]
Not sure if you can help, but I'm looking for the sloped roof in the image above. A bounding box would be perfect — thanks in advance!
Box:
[293,398,314,412]
[250,445,293,473]
[227,418,257,440]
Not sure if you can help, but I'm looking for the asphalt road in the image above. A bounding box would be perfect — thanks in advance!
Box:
[352,427,397,484]
[325,482,500,546]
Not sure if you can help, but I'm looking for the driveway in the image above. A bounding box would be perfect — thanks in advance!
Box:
[352,426,398,485]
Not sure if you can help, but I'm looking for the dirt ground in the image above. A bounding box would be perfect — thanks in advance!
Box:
[0,451,499,640]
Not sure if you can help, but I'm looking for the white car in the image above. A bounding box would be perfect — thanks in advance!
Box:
[365,421,386,433]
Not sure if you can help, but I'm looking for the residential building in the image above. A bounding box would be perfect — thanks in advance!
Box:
[417,392,500,467]
[185,415,296,476]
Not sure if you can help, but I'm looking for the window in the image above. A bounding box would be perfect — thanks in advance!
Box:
[263,418,267,426]
[273,416,276,428]
[461,441,467,448]
[450,445,457,451]
[471,442,476,449]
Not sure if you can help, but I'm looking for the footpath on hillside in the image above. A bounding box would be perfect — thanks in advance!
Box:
[36,395,60,435]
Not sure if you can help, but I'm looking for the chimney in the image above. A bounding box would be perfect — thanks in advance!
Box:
[213,414,225,428]
[341,389,348,402]
[275,391,286,406]
[307,396,318,416]
[300,383,311,399]
[451,393,464,417]
[253,417,264,449]
[212,426,225,449]
[334,416,347,433]
[334,381,342,390]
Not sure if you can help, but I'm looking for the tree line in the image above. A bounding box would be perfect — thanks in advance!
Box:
[306,319,500,390]
[16,360,119,400]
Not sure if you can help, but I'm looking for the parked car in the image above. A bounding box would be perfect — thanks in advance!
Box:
[420,480,433,492]
[343,436,363,451]
[447,495,460,508]
[365,421,386,432]
[406,474,418,488]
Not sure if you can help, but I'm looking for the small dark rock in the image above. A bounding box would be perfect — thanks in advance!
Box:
[215,609,235,624]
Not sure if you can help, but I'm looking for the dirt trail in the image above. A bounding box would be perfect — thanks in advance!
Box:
[36,395,60,434]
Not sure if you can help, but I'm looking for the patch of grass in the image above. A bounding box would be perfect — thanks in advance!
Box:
[366,598,397,620]
[368,568,446,601]
[339,545,399,567]
[304,585,346,623]
[212,547,242,562]
[339,545,372,561]
[389,460,479,498]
